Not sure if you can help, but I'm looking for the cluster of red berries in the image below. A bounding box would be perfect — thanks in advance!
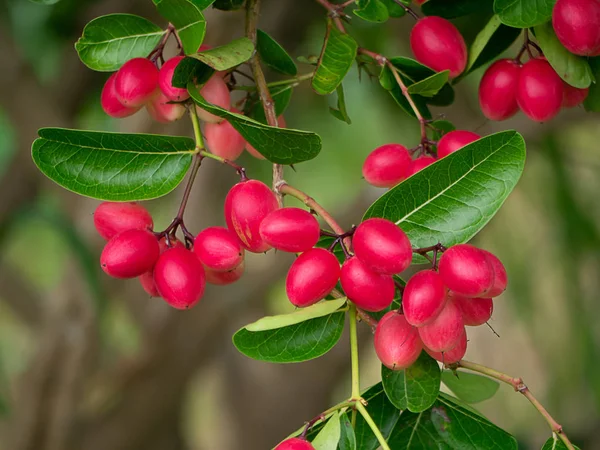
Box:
[362,129,480,188]
[374,243,507,369]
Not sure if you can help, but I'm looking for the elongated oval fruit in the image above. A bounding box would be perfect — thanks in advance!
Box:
[94,201,153,241]
[246,116,286,159]
[275,437,315,450]
[204,111,246,161]
[418,298,464,352]
[100,229,159,278]
[114,58,159,107]
[224,179,279,253]
[286,248,340,307]
[438,244,494,297]
[195,74,231,123]
[406,156,436,177]
[453,294,493,326]
[481,250,507,297]
[478,59,521,121]
[147,91,186,123]
[259,207,320,253]
[374,311,422,370]
[158,56,190,102]
[353,218,412,275]
[362,144,412,188]
[101,73,141,118]
[436,130,480,159]
[552,0,600,56]
[194,226,245,271]
[425,327,467,364]
[154,247,206,309]
[562,83,589,108]
[516,58,563,122]
[139,270,159,297]
[205,262,245,285]
[340,256,395,312]
[403,269,448,327]
[410,16,467,78]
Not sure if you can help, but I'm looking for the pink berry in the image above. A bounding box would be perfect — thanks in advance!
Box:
[204,111,246,161]
[139,270,160,297]
[340,257,395,312]
[516,58,563,122]
[437,130,480,158]
[374,311,422,370]
[286,248,340,307]
[275,437,315,450]
[562,83,589,107]
[403,270,448,327]
[224,179,279,253]
[552,0,600,56]
[481,250,507,297]
[453,294,493,326]
[154,247,206,309]
[158,56,190,102]
[205,262,245,285]
[259,207,320,253]
[418,298,464,352]
[114,58,159,107]
[425,327,467,364]
[438,244,494,297]
[246,116,286,159]
[194,226,245,271]
[147,91,186,123]
[406,156,436,177]
[195,74,231,123]
[100,229,159,278]
[94,201,153,241]
[478,59,521,121]
[353,218,412,275]
[410,16,467,78]
[362,144,412,188]
[101,73,141,118]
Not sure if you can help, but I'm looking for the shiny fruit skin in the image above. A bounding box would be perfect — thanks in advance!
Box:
[418,298,465,352]
[425,327,467,364]
[516,58,563,122]
[362,144,412,188]
[194,226,245,271]
[374,311,422,370]
[478,59,521,121]
[286,248,341,307]
[204,112,246,161]
[481,250,507,297]
[154,247,206,309]
[406,156,436,177]
[403,269,448,327]
[552,0,600,56]
[562,83,589,107]
[437,130,480,158]
[147,91,186,123]
[158,56,190,102]
[195,75,231,123]
[101,73,141,118]
[274,437,316,450]
[100,229,159,278]
[114,58,159,107]
[139,270,160,297]
[246,116,286,159]
[454,295,493,326]
[94,201,153,241]
[340,257,395,312]
[259,207,320,253]
[205,262,245,285]
[438,244,494,297]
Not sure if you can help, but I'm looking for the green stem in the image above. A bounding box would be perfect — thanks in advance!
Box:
[349,303,360,399]
[355,401,391,450]
[232,72,314,91]
[189,106,204,150]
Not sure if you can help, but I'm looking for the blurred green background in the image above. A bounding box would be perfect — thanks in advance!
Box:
[0,0,599,449]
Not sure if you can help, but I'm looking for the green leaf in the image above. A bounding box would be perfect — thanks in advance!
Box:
[494,0,555,28]
[422,0,493,18]
[192,0,216,8]
[541,436,581,450]
[31,129,194,201]
[407,71,450,97]
[75,14,164,72]
[534,22,594,89]
[354,0,390,22]
[245,298,347,332]
[382,353,441,412]
[191,37,254,71]
[232,312,345,363]
[189,84,322,164]
[155,0,206,55]
[171,57,214,88]
[429,120,456,141]
[441,371,499,403]
[363,130,526,257]
[257,30,297,75]
[329,83,352,124]
[584,57,600,111]
[312,23,358,95]
[212,0,245,10]
[352,383,400,450]
[29,0,61,4]
[380,0,406,17]
[337,414,356,450]
[246,84,294,124]
[313,413,342,450]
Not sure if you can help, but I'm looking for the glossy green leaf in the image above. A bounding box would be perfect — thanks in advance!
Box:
[31,128,194,201]
[313,413,342,450]
[329,84,352,124]
[382,353,441,412]
[494,0,554,28]
[155,0,206,55]
[257,30,297,75]
[422,0,493,18]
[534,22,594,89]
[407,71,449,97]
[192,0,216,8]
[337,414,356,450]
[212,0,244,10]
[541,436,581,450]
[352,383,400,450]
[75,14,164,72]
[354,0,390,22]
[380,0,406,17]
[171,56,214,88]
[232,312,345,363]
[441,371,499,403]
[429,120,456,141]
[584,57,600,111]
[245,298,347,332]
[189,84,322,164]
[191,37,254,70]
[363,131,526,256]
[312,23,358,95]
[246,84,294,124]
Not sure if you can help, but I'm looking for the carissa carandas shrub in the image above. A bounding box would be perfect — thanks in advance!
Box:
[29,0,593,448]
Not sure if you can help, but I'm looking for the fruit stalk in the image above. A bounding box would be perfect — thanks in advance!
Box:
[355,401,391,450]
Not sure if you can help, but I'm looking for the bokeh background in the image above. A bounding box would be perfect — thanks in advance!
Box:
[1,0,599,449]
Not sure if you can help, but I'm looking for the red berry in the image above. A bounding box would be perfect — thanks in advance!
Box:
[224,179,279,253]
[353,218,412,274]
[114,58,159,107]
[481,250,507,297]
[454,294,493,326]
[410,16,467,78]
[552,0,600,56]
[101,73,141,118]
[437,130,480,159]
[205,262,245,285]
[403,270,448,327]
[374,311,422,370]
[286,248,340,307]
[139,270,159,297]
[562,83,589,108]
[340,257,395,312]
[205,112,246,161]
[425,327,467,364]
[516,58,563,122]
[246,116,286,159]
[194,226,245,271]
[158,56,190,102]
[362,144,412,188]
[406,156,436,177]
[478,59,521,121]
[195,74,231,123]
[94,201,153,241]
[100,229,159,278]
[275,437,315,450]
[147,91,186,123]
[439,244,494,297]
[154,247,206,309]
[259,207,320,253]
[418,298,464,352]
